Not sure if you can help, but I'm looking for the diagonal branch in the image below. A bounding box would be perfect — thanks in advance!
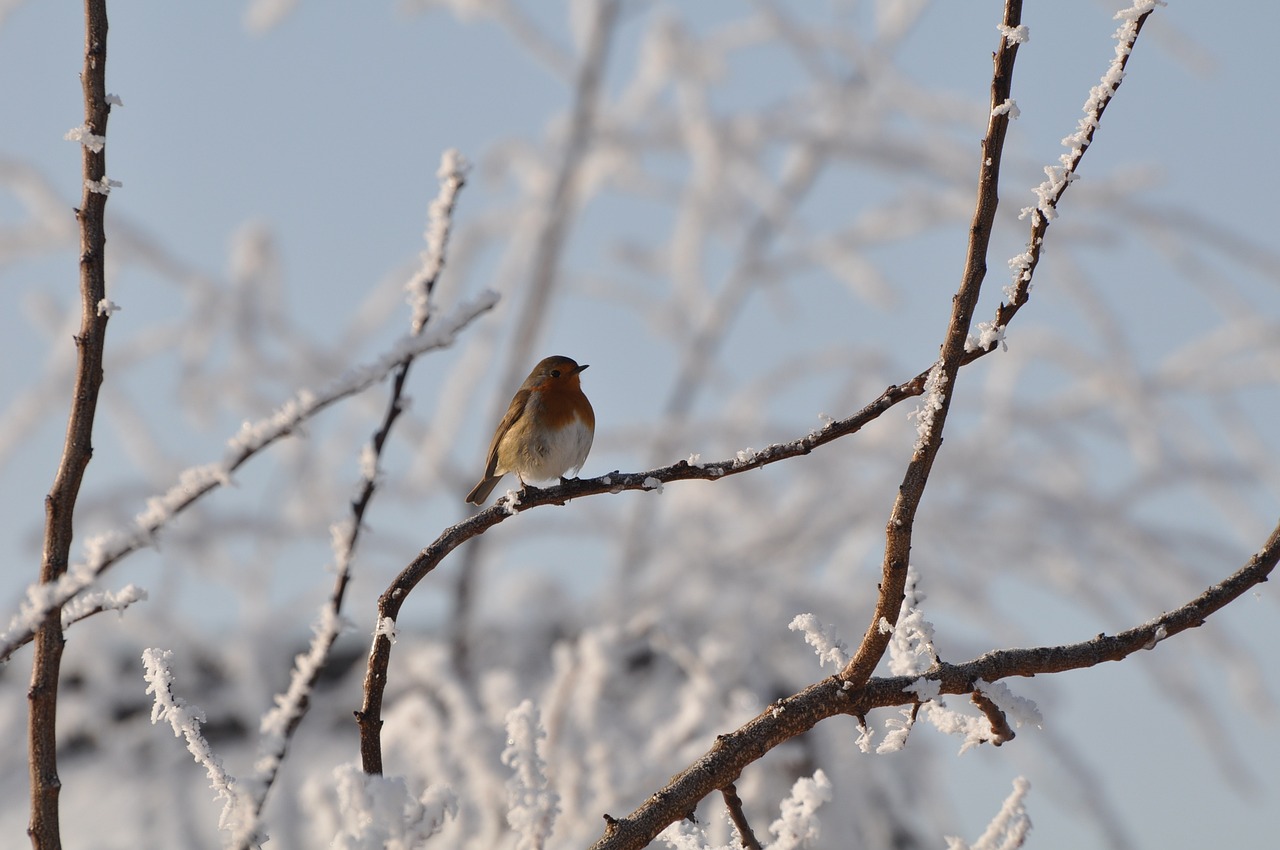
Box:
[838,0,1025,687]
[969,1,1159,353]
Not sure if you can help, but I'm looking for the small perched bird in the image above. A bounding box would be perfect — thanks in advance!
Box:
[465,355,595,505]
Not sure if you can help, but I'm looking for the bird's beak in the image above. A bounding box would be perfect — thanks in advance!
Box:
[575,363,590,374]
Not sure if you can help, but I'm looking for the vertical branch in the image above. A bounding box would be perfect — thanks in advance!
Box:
[839,0,1024,686]
[29,1,113,847]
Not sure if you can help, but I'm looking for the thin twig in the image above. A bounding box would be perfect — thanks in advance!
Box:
[970,2,1157,352]
[721,783,763,850]
[28,2,113,847]
[971,691,1016,746]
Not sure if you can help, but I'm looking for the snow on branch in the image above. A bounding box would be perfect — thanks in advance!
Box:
[945,777,1032,850]
[656,770,831,850]
[142,648,253,841]
[0,291,497,664]
[767,770,833,850]
[327,763,457,850]
[589,519,1279,849]
[788,614,850,669]
[407,149,470,334]
[886,567,937,677]
[999,0,1162,313]
[59,583,147,630]
[502,700,560,850]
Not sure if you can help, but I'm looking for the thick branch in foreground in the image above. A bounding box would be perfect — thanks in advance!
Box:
[28,2,112,848]
[588,519,1279,850]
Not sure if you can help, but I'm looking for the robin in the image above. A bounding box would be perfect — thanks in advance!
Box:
[465,355,595,505]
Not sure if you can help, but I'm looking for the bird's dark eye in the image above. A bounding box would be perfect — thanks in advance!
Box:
[550,369,561,378]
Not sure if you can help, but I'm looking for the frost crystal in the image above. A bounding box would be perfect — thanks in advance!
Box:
[998,24,1030,45]
[945,777,1032,850]
[788,613,850,669]
[65,125,105,152]
[991,99,1020,119]
[768,770,832,850]
[975,679,1043,729]
[909,361,948,452]
[85,176,122,195]
[965,321,1007,353]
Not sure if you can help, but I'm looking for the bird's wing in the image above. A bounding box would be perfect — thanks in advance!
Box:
[482,389,530,477]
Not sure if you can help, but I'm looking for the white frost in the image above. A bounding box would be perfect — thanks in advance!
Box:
[767,770,832,850]
[64,125,105,153]
[998,24,1030,45]
[406,149,470,334]
[945,777,1032,850]
[909,361,947,452]
[502,700,560,850]
[788,613,850,669]
[991,99,1020,120]
[975,679,1043,729]
[328,763,457,850]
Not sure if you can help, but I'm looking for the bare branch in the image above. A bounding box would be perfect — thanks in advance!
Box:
[839,0,1025,688]
[721,783,762,850]
[28,2,112,846]
[587,517,1279,850]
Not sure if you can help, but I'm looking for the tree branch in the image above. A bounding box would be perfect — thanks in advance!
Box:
[28,2,112,847]
[838,0,1024,687]
[721,783,762,850]
[356,368,928,773]
[587,517,1279,850]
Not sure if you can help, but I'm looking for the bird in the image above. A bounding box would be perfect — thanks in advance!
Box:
[465,355,595,505]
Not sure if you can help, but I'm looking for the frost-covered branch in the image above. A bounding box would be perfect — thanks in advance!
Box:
[945,777,1032,850]
[585,518,1279,850]
[230,153,470,849]
[970,0,1163,353]
[502,700,560,850]
[142,648,253,841]
[0,291,497,665]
